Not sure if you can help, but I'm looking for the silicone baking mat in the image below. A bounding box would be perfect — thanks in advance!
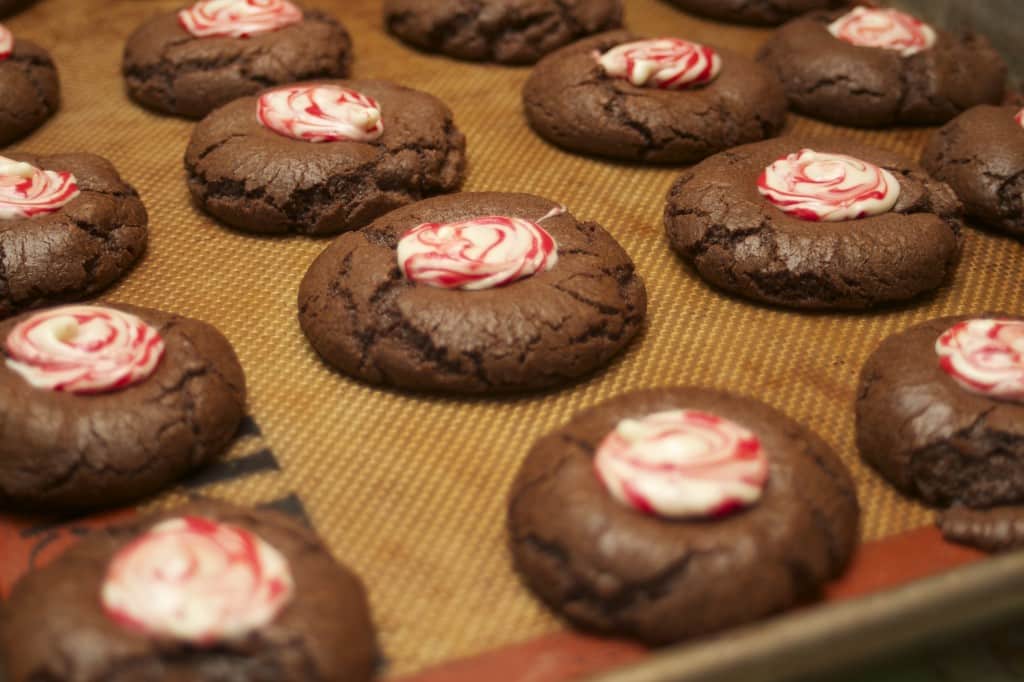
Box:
[1,0,1022,679]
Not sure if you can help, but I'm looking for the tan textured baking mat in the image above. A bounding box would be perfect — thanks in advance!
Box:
[6,0,1023,676]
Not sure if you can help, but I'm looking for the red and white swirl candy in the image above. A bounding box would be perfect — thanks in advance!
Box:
[757,149,901,222]
[102,516,294,643]
[0,156,79,220]
[936,319,1024,402]
[828,7,936,57]
[597,38,721,90]
[5,306,165,394]
[1015,108,1024,129]
[178,0,302,39]
[594,410,769,519]
[397,210,561,290]
[257,85,384,143]
[0,23,13,61]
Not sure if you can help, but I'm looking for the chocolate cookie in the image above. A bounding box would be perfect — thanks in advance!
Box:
[856,315,1024,510]
[523,31,786,164]
[0,26,59,146]
[921,105,1024,238]
[0,153,148,319]
[0,0,34,18]
[757,8,1006,127]
[123,1,352,119]
[186,79,466,236]
[664,137,963,310]
[507,387,859,644]
[0,500,378,682]
[298,192,647,394]
[665,0,850,26]
[383,0,623,65]
[0,303,246,512]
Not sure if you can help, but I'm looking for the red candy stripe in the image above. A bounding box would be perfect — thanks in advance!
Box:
[101,517,294,644]
[0,156,79,219]
[1015,108,1024,129]
[0,24,13,61]
[397,210,561,290]
[757,149,900,222]
[594,410,769,519]
[596,38,721,90]
[4,306,165,394]
[936,319,1024,402]
[178,0,302,39]
[257,84,384,143]
[828,7,936,57]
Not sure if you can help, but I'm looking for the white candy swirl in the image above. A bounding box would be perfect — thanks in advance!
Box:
[102,517,295,644]
[597,38,722,90]
[936,319,1024,402]
[594,410,769,519]
[178,0,303,39]
[257,85,384,143]
[397,209,561,290]
[5,306,165,394]
[828,7,937,57]
[0,156,80,220]
[0,23,13,61]
[1015,108,1024,129]
[757,149,901,221]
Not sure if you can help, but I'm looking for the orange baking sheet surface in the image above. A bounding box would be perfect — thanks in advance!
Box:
[1,0,1021,679]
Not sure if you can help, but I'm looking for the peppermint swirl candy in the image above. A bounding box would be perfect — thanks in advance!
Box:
[5,305,165,394]
[102,517,295,644]
[594,410,769,519]
[1015,108,1024,129]
[936,319,1024,402]
[0,23,13,61]
[597,38,722,90]
[178,0,303,39]
[397,209,561,290]
[757,149,901,222]
[0,156,80,220]
[828,7,937,57]
[257,85,384,143]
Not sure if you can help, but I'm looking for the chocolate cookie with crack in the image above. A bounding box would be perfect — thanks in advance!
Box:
[122,0,352,119]
[664,137,963,310]
[0,500,378,682]
[383,0,622,65]
[922,106,1024,239]
[507,387,859,644]
[0,23,58,145]
[0,304,246,513]
[857,315,1024,551]
[665,0,849,26]
[298,192,647,394]
[757,7,1006,128]
[0,153,147,319]
[524,31,786,164]
[186,79,466,236]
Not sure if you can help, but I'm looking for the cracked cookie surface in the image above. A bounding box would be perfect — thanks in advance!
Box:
[383,0,623,65]
[666,0,849,26]
[0,304,246,512]
[0,38,59,146]
[298,192,647,394]
[757,11,1006,127]
[0,153,148,319]
[856,315,1024,510]
[186,79,467,237]
[524,31,786,164]
[507,387,859,644]
[0,500,378,682]
[122,7,352,119]
[922,105,1024,239]
[663,137,963,310]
